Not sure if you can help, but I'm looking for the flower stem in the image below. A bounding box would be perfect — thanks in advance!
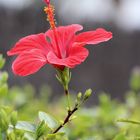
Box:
[65,89,71,111]
[117,119,140,125]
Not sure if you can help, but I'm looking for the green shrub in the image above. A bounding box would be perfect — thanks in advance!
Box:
[0,55,140,139]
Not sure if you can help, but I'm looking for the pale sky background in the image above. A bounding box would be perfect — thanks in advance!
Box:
[0,0,140,31]
[0,0,33,9]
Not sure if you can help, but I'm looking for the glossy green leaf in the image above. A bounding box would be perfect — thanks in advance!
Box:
[39,111,58,129]
[15,121,36,133]
[36,120,48,139]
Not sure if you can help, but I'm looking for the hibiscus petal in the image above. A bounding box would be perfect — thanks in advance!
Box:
[12,49,47,76]
[45,24,83,58]
[47,45,89,68]
[75,28,112,45]
[7,33,51,56]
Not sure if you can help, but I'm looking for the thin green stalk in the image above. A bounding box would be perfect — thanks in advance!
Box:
[65,89,71,112]
[117,119,140,125]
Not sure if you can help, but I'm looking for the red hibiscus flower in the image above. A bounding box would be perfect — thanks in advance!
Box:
[7,24,112,76]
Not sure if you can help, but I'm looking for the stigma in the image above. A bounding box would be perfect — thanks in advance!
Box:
[44,0,50,5]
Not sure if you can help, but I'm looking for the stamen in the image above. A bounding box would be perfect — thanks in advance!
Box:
[44,2,62,58]
[44,5,56,29]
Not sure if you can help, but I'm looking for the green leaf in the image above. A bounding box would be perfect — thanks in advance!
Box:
[15,121,36,133]
[114,133,127,140]
[36,120,48,139]
[24,133,34,140]
[39,111,58,129]
[0,72,8,83]
[47,132,67,140]
[0,84,8,96]
[0,55,5,69]
[117,119,140,125]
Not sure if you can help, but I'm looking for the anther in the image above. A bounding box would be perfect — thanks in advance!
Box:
[44,5,56,29]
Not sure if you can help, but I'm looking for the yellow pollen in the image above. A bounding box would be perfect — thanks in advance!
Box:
[44,5,56,29]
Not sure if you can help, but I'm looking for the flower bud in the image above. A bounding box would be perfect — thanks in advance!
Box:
[84,89,92,100]
[77,92,82,101]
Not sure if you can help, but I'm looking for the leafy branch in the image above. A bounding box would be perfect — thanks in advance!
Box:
[53,105,78,133]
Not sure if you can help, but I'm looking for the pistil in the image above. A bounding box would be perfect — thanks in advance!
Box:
[44,1,62,58]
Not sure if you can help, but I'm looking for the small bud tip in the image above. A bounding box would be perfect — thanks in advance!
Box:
[77,92,82,100]
[84,89,92,100]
